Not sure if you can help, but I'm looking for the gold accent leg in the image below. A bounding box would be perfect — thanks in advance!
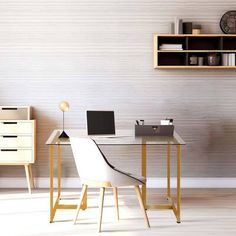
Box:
[98,187,105,233]
[57,145,61,197]
[141,144,147,208]
[167,144,171,198]
[134,185,150,228]
[113,187,119,220]
[81,188,87,210]
[49,145,55,223]
[28,165,35,189]
[176,145,181,223]
[74,184,88,224]
[24,165,31,194]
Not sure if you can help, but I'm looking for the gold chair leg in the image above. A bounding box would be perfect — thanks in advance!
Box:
[113,187,119,220]
[74,185,88,224]
[81,188,87,210]
[98,187,105,233]
[134,185,150,228]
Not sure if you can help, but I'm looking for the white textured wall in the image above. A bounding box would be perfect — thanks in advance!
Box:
[0,0,236,178]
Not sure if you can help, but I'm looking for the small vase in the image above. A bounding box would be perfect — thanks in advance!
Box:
[207,53,220,66]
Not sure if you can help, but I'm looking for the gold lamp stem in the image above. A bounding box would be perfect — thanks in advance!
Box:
[59,111,69,139]
[62,111,65,131]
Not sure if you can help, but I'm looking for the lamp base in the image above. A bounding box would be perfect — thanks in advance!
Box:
[58,130,69,139]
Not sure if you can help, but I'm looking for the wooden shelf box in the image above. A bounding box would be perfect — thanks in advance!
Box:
[154,34,236,69]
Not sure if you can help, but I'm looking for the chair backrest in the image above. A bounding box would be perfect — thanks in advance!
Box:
[70,137,113,183]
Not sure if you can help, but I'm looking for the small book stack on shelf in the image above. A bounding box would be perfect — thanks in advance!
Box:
[222,53,236,66]
[159,44,183,51]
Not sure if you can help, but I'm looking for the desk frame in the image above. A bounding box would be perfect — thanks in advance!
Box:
[49,142,182,223]
[141,144,181,223]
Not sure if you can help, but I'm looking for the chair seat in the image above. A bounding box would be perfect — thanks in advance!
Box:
[114,168,146,184]
[129,173,146,183]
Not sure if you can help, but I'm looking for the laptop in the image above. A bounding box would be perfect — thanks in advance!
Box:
[87,111,115,136]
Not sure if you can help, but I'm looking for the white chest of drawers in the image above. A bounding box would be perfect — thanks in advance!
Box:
[0,106,36,193]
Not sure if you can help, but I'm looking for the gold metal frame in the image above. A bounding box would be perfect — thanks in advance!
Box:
[49,142,182,223]
[141,143,181,223]
[49,145,88,223]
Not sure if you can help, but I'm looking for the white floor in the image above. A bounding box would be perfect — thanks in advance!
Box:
[0,188,235,236]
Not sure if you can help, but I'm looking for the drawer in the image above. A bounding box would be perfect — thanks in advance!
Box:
[0,149,33,163]
[0,136,32,148]
[0,107,31,120]
[0,122,32,134]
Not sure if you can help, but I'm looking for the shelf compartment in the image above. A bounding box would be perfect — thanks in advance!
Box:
[223,37,236,50]
[188,37,221,50]
[157,36,186,50]
[157,52,186,66]
[187,52,221,66]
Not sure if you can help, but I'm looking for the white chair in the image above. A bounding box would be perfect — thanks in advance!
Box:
[70,137,150,232]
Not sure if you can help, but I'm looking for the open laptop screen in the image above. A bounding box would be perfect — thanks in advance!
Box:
[87,111,115,135]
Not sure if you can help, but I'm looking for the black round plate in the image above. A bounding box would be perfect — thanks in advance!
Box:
[220,11,236,34]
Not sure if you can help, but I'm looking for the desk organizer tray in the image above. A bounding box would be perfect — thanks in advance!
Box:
[135,125,174,136]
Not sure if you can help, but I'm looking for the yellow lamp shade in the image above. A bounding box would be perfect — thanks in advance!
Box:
[59,101,69,112]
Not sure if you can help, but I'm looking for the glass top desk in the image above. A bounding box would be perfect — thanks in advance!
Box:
[46,129,185,223]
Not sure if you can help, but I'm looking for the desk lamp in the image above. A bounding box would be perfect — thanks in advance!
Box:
[58,101,70,139]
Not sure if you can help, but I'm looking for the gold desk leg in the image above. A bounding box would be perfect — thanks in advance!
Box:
[141,144,147,208]
[167,144,171,198]
[176,145,181,223]
[57,145,61,197]
[49,145,55,223]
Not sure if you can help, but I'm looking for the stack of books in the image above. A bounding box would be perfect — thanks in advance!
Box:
[222,53,236,66]
[159,44,183,50]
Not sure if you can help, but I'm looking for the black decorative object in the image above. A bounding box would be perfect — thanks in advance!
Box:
[183,22,192,34]
[220,11,236,34]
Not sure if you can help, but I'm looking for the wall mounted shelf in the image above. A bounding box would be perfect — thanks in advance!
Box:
[154,34,236,69]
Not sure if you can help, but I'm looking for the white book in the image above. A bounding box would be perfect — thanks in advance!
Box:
[159,48,183,51]
[160,44,182,47]
[159,44,183,50]
[228,54,232,66]
[222,54,228,66]
[228,54,235,66]
[175,17,179,35]
[232,53,235,66]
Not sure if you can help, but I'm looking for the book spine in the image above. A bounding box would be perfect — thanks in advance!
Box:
[178,19,183,34]
[222,54,228,66]
[232,53,235,66]
[175,17,179,35]
[228,54,232,66]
